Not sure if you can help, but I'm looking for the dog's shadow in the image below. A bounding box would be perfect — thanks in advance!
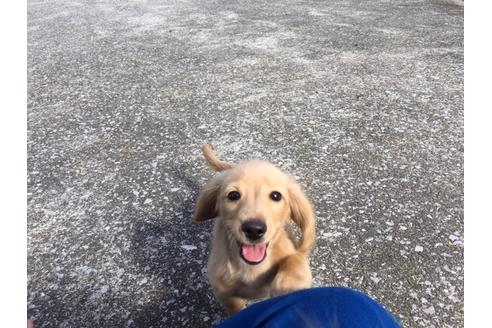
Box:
[130,165,227,327]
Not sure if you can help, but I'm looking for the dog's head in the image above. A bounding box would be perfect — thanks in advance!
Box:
[193,145,315,265]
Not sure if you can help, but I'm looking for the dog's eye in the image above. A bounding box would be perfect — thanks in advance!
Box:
[227,191,241,201]
[270,191,282,202]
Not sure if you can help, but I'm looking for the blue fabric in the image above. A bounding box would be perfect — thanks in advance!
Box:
[217,287,401,328]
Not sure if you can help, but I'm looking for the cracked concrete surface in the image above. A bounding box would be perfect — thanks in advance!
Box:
[27,0,463,327]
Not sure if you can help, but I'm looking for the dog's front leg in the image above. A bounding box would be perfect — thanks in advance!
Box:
[208,257,246,315]
[270,253,312,297]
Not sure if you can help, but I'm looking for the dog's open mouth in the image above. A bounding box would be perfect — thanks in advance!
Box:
[239,242,269,265]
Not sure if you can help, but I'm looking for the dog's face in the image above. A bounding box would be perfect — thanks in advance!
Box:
[219,161,291,264]
[194,160,315,265]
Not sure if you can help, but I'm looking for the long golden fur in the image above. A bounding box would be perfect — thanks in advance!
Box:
[193,144,316,314]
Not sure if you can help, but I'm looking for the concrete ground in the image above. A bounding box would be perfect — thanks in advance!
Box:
[27,0,463,327]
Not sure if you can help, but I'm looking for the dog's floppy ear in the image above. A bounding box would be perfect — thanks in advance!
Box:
[193,175,223,222]
[288,181,316,254]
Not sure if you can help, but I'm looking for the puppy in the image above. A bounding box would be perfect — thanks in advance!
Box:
[193,144,316,314]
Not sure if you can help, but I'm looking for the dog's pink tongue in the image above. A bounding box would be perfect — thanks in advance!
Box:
[241,244,266,263]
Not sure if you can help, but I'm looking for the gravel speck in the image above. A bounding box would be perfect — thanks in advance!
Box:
[181,245,198,251]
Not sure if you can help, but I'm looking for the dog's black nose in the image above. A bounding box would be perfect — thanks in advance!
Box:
[241,220,267,241]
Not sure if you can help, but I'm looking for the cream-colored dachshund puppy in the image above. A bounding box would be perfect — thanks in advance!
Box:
[193,144,316,314]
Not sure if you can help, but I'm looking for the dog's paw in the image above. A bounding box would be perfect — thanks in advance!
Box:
[270,271,311,297]
[228,303,246,315]
[223,296,246,315]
